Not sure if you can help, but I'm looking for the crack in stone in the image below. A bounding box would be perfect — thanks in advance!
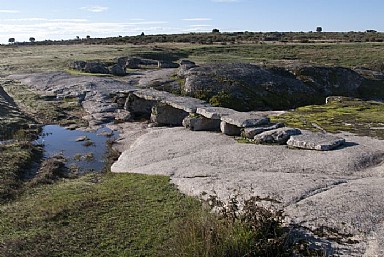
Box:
[288,180,348,206]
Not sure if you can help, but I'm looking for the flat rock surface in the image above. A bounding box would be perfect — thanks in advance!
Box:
[133,89,209,113]
[287,131,346,150]
[112,127,384,256]
[196,106,238,119]
[220,111,270,127]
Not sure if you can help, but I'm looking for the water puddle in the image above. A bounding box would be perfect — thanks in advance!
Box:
[35,125,118,172]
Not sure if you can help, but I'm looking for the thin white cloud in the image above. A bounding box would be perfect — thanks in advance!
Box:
[80,5,109,13]
[0,10,20,13]
[4,18,88,22]
[0,20,170,42]
[5,18,48,22]
[183,18,212,21]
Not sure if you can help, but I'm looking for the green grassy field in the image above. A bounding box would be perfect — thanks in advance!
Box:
[1,42,383,75]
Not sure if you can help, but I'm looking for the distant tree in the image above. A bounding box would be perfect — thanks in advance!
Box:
[76,36,80,40]
[140,32,145,36]
[86,35,91,39]
[8,38,15,44]
[316,27,323,32]
[212,28,220,33]
[29,37,35,43]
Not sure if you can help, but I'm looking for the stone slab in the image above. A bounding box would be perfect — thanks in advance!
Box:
[242,123,285,139]
[220,121,241,136]
[133,89,209,113]
[254,127,301,145]
[287,131,346,151]
[220,111,270,128]
[182,116,221,131]
[196,106,238,120]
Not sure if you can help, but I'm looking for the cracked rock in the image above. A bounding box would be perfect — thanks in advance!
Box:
[287,131,346,151]
[254,127,301,144]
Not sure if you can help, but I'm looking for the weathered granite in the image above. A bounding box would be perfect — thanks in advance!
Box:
[150,103,189,126]
[125,94,157,119]
[111,127,384,256]
[196,106,238,120]
[242,123,285,139]
[182,115,221,131]
[254,127,301,144]
[220,121,241,136]
[84,62,109,74]
[132,89,208,113]
[287,131,346,151]
[221,112,271,128]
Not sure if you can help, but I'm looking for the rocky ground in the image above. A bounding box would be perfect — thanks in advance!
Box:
[4,63,384,256]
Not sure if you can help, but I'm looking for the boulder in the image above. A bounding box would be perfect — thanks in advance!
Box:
[126,58,142,69]
[84,62,109,74]
[182,63,319,111]
[242,123,285,139]
[109,64,126,76]
[71,61,87,71]
[220,121,241,136]
[150,103,189,126]
[221,112,270,128]
[182,115,221,131]
[254,127,301,145]
[287,131,346,151]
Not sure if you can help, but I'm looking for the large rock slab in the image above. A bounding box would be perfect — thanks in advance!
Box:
[132,89,208,113]
[221,111,270,128]
[111,128,384,256]
[196,106,238,120]
[287,131,346,151]
[254,127,301,144]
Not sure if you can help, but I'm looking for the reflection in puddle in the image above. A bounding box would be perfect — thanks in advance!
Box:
[35,125,118,172]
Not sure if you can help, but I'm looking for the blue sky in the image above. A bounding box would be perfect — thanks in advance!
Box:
[0,0,383,43]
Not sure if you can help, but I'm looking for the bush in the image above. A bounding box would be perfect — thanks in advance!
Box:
[169,195,292,257]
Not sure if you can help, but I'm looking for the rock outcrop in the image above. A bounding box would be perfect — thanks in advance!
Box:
[178,63,384,111]
[84,62,110,74]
